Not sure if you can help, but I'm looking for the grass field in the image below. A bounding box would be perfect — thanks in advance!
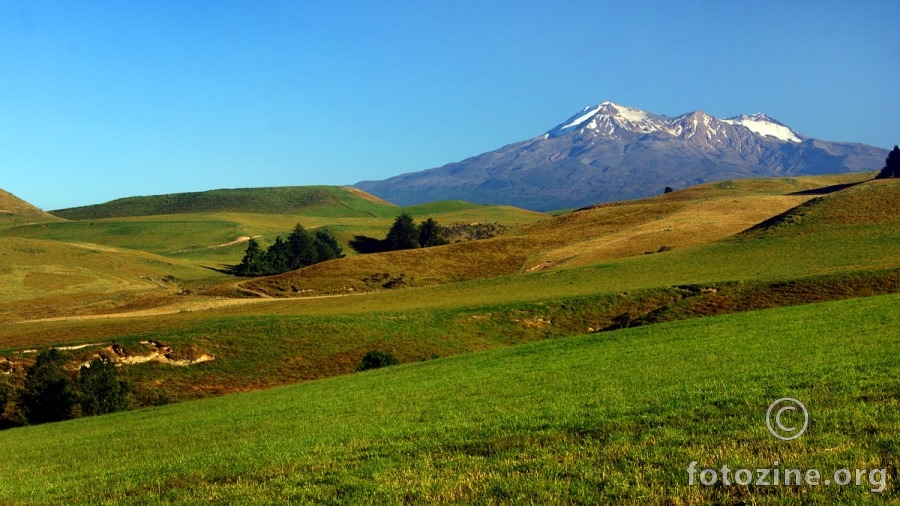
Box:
[0,176,897,503]
[0,295,896,504]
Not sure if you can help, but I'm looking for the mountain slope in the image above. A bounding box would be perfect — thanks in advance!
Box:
[355,102,887,211]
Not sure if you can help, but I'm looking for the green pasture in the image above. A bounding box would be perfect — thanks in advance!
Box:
[0,295,896,504]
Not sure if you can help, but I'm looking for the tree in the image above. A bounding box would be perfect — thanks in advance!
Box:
[78,358,129,416]
[237,238,266,276]
[20,349,76,425]
[385,213,419,250]
[876,145,900,179]
[314,229,344,261]
[356,350,399,372]
[265,236,291,274]
[664,186,675,194]
[288,224,318,269]
[418,218,449,247]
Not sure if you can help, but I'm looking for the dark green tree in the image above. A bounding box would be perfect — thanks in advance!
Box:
[664,186,675,194]
[265,236,291,274]
[20,349,76,425]
[237,238,266,276]
[78,358,129,416]
[288,224,318,269]
[418,218,449,247]
[385,213,419,250]
[356,350,399,371]
[314,229,344,261]
[876,145,900,179]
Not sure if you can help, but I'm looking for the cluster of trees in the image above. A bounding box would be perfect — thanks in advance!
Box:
[236,224,344,276]
[876,145,900,179]
[349,213,449,254]
[1,349,128,426]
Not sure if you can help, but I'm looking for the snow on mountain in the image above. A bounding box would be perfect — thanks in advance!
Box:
[722,114,803,143]
[548,102,804,144]
[355,101,887,211]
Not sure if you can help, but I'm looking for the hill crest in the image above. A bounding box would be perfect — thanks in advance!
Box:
[50,186,397,220]
[0,189,50,217]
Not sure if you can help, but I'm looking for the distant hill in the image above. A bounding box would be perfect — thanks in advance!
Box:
[355,102,888,211]
[244,174,890,297]
[50,186,398,220]
[0,189,52,217]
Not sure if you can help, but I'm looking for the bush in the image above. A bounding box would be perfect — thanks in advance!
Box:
[20,349,77,425]
[79,358,129,416]
[356,350,399,372]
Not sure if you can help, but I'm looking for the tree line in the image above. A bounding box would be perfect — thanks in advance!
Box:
[349,213,449,254]
[0,349,128,427]
[236,224,344,276]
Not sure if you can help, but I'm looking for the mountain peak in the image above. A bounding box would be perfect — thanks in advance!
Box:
[722,113,802,143]
[355,102,886,211]
[546,101,659,139]
[547,102,805,144]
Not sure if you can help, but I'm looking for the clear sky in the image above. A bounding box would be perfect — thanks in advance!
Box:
[2,0,898,210]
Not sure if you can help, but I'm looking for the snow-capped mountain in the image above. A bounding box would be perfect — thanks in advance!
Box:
[546,102,804,144]
[355,102,887,211]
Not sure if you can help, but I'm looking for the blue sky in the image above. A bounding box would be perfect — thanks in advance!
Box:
[2,1,898,210]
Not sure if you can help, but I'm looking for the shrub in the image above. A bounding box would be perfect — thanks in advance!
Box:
[20,349,76,425]
[356,350,399,372]
[79,358,129,416]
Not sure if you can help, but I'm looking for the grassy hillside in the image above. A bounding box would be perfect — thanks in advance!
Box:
[0,189,62,230]
[0,295,896,504]
[49,186,400,220]
[0,237,225,323]
[240,175,890,297]
[0,175,896,410]
[0,189,49,217]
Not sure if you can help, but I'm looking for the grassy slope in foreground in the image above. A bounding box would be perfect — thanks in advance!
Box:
[1,294,897,504]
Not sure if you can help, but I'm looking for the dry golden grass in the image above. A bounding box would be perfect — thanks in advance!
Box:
[528,195,812,270]
[339,185,396,206]
[0,189,52,217]
[0,237,225,322]
[241,175,857,296]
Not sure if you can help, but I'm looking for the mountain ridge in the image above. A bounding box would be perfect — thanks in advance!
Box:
[355,102,887,211]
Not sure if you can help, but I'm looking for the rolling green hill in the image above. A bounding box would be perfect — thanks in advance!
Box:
[50,186,400,219]
[0,295,896,504]
[240,175,893,297]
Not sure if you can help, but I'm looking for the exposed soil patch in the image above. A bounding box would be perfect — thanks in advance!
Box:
[98,340,214,367]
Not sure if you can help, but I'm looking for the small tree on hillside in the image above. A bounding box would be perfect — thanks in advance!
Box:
[20,349,76,425]
[385,213,419,250]
[876,145,900,179]
[265,236,291,273]
[237,238,267,276]
[664,186,675,194]
[78,358,129,416]
[314,228,344,261]
[288,224,319,269]
[417,218,449,247]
